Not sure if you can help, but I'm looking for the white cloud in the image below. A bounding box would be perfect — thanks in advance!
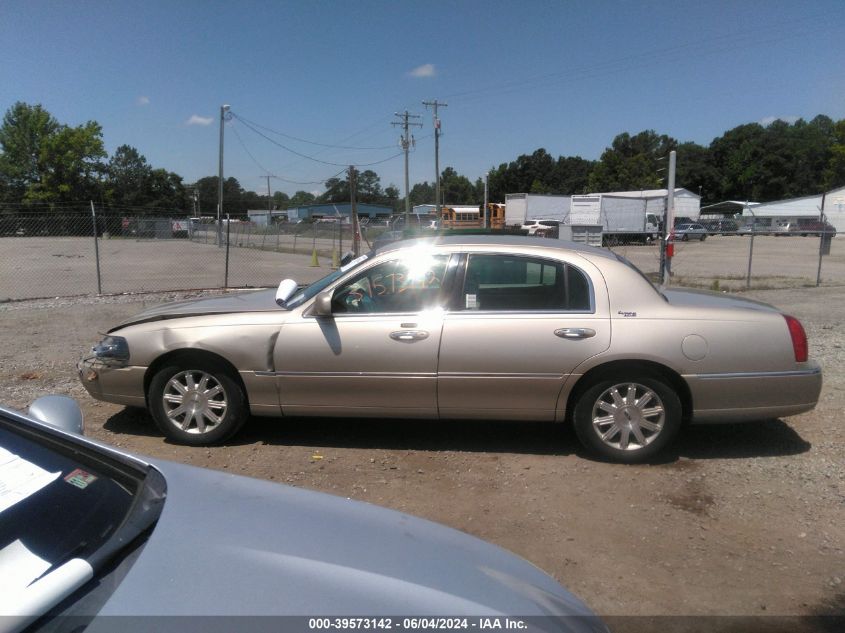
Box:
[408,63,436,78]
[760,115,800,126]
[186,114,214,126]
[137,96,150,106]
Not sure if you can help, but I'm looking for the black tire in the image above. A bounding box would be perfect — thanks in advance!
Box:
[149,363,248,445]
[700,234,707,241]
[572,372,682,463]
[681,234,689,241]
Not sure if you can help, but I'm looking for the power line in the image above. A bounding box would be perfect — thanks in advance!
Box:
[232,113,405,168]
[230,124,343,185]
[232,113,398,151]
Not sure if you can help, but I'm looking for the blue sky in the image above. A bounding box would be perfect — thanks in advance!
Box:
[2,0,844,198]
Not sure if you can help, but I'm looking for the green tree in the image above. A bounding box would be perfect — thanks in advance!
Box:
[106,145,153,207]
[675,142,719,203]
[26,120,106,203]
[289,190,316,207]
[0,102,60,201]
[195,176,246,215]
[272,191,290,209]
[824,119,845,190]
[440,167,478,204]
[588,130,676,192]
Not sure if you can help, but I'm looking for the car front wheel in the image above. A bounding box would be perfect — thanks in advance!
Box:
[573,373,682,463]
[149,364,248,445]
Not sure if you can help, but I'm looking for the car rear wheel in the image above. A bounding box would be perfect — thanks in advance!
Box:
[573,373,682,463]
[700,234,707,241]
[149,364,247,445]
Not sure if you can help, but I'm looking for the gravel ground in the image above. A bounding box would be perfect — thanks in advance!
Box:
[0,282,843,625]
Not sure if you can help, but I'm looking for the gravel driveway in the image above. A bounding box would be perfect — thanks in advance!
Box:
[0,284,842,627]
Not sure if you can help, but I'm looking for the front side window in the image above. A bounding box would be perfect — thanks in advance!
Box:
[461,254,591,312]
[333,253,450,314]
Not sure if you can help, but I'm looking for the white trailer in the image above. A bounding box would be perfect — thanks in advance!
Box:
[569,195,659,244]
[504,194,570,227]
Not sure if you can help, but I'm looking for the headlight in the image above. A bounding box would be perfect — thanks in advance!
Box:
[92,336,130,362]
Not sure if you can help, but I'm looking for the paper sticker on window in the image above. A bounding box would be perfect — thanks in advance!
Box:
[465,294,478,309]
[64,469,97,489]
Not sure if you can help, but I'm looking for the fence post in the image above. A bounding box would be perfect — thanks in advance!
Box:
[816,198,827,287]
[90,201,102,295]
[224,214,231,288]
[744,204,756,290]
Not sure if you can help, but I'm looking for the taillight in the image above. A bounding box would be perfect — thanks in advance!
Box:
[784,315,808,363]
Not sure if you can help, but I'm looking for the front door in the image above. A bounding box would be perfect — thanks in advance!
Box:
[274,253,451,418]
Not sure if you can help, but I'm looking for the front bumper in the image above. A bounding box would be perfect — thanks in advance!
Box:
[77,358,147,407]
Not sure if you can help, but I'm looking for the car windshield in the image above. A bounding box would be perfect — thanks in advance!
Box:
[284,253,371,310]
[0,412,163,604]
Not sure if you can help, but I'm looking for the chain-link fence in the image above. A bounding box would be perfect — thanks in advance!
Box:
[0,208,841,301]
[603,229,840,292]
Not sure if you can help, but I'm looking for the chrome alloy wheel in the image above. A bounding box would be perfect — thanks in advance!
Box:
[591,382,665,451]
[162,370,228,434]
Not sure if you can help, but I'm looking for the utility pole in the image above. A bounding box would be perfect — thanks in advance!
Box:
[392,110,423,224]
[217,104,230,246]
[660,150,677,285]
[266,175,272,212]
[348,165,361,257]
[422,100,447,219]
[483,172,489,229]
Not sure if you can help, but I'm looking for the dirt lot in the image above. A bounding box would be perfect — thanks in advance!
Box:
[0,282,843,625]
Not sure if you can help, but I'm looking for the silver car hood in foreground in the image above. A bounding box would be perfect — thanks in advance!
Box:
[112,289,281,329]
[95,459,597,623]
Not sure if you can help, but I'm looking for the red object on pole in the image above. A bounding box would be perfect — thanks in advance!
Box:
[666,238,674,259]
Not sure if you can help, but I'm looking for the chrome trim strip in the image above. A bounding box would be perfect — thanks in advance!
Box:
[257,371,437,378]
[691,368,822,380]
[257,370,561,379]
[439,372,562,379]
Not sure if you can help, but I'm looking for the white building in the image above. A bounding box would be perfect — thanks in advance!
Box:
[823,185,845,235]
[737,186,844,236]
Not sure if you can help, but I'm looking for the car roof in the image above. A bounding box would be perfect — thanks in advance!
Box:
[375,233,617,260]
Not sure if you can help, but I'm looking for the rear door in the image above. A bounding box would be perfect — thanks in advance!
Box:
[437,252,610,421]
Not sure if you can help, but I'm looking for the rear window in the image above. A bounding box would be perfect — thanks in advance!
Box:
[461,254,591,311]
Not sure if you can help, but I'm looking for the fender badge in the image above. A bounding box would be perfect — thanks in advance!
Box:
[617,310,637,317]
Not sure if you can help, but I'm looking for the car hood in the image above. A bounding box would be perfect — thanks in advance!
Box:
[661,288,780,313]
[112,288,282,329]
[94,460,599,626]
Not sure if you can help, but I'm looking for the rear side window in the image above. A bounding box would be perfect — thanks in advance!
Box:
[461,254,591,312]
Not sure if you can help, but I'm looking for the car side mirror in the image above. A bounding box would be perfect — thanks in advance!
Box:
[275,278,299,307]
[28,395,85,435]
[312,290,334,317]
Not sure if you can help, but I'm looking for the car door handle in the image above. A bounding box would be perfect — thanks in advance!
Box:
[390,330,429,342]
[554,328,596,339]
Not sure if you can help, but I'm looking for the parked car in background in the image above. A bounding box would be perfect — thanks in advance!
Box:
[78,235,821,463]
[791,220,837,237]
[521,219,560,237]
[700,219,739,235]
[674,223,708,241]
[1,397,605,631]
[772,220,794,236]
